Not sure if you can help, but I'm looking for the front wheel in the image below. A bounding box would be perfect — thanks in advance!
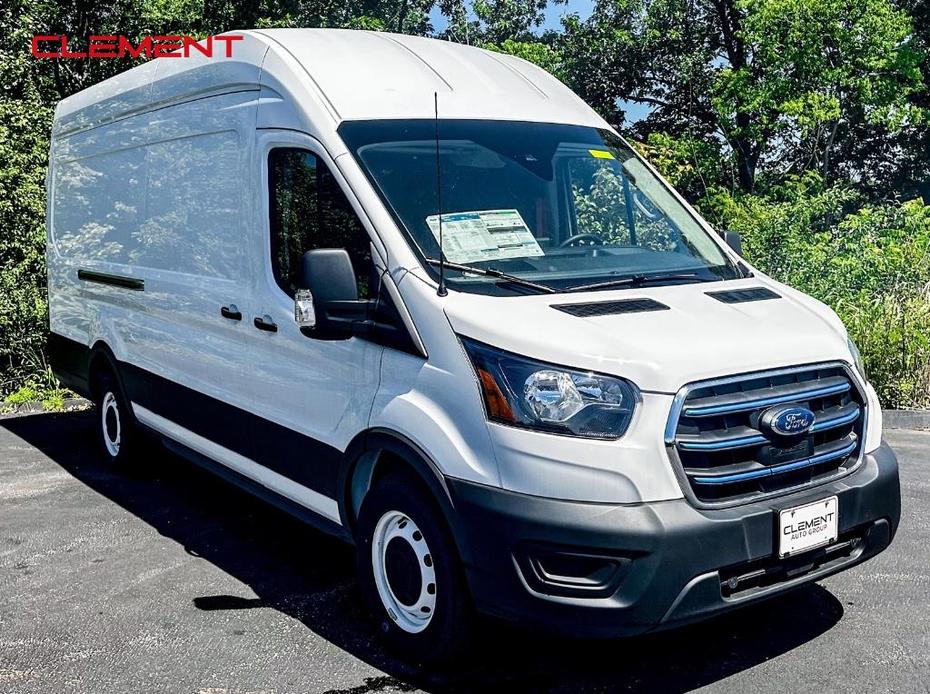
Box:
[356,475,473,664]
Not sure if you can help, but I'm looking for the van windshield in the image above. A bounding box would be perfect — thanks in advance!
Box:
[339,120,741,295]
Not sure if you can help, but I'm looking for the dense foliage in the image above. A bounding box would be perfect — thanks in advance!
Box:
[1,0,928,407]
[704,178,930,407]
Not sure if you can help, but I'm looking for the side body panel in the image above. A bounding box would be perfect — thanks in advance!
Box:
[240,129,385,500]
[368,272,501,489]
[48,89,258,406]
[48,86,312,513]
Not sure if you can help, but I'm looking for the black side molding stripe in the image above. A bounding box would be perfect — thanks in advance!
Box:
[45,337,344,505]
[78,269,145,291]
[120,361,343,499]
[160,435,348,541]
[47,332,92,398]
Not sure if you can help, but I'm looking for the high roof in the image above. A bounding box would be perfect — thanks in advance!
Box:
[253,29,605,126]
[53,29,607,138]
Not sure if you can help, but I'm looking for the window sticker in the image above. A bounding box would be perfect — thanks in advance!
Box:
[425,209,544,264]
[589,149,615,160]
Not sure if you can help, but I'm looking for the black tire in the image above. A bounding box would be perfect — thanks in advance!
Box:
[92,369,138,466]
[356,474,473,664]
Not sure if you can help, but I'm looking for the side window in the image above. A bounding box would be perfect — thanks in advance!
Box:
[268,148,374,298]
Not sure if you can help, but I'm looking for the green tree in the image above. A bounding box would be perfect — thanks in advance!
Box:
[480,37,564,78]
[727,0,923,185]
[562,0,924,192]
[472,0,554,42]
[0,99,54,394]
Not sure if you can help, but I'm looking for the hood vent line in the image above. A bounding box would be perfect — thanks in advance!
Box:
[552,298,670,317]
[706,287,781,304]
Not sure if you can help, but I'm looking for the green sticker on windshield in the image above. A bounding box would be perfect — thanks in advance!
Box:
[589,149,615,160]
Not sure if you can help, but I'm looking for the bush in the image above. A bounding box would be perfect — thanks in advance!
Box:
[704,175,930,409]
[0,99,52,398]
[3,379,72,412]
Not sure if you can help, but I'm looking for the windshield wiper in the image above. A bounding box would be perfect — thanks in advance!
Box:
[424,258,556,294]
[566,272,721,293]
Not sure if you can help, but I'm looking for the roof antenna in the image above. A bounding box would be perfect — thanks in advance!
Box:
[434,91,448,297]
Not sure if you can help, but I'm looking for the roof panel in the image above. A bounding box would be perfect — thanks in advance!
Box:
[257,29,452,120]
[53,29,608,139]
[256,29,606,127]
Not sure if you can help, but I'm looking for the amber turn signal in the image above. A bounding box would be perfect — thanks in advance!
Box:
[477,367,516,422]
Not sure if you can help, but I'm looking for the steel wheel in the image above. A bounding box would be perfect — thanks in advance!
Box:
[101,391,122,458]
[93,369,138,466]
[371,510,437,634]
[357,474,473,662]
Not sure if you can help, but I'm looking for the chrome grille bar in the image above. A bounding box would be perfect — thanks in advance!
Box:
[677,430,766,451]
[667,363,866,505]
[682,377,850,417]
[691,437,857,485]
[676,402,861,452]
[810,404,860,433]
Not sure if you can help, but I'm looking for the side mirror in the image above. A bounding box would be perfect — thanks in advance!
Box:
[298,249,366,339]
[296,248,418,352]
[301,248,358,303]
[723,231,743,256]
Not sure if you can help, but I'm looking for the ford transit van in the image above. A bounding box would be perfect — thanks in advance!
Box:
[47,29,900,662]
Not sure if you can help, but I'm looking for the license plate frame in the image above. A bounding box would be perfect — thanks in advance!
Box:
[777,496,838,558]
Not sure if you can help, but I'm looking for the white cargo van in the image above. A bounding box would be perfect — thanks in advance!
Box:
[47,29,900,662]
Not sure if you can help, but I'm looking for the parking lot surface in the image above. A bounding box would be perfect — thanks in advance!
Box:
[1,410,927,693]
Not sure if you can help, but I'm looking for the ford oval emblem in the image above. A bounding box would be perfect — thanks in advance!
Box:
[760,404,816,438]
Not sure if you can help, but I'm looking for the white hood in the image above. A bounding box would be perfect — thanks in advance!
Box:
[442,277,852,394]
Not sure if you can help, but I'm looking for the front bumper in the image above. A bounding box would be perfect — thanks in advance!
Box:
[447,442,900,638]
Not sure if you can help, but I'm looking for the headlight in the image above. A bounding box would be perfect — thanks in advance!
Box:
[460,337,638,439]
[847,337,868,383]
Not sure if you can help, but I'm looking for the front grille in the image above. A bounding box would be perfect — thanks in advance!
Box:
[667,364,865,506]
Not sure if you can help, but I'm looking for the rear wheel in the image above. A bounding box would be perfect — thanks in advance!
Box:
[356,475,472,664]
[93,370,137,466]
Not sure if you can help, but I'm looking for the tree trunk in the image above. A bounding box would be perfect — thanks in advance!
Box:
[713,0,758,192]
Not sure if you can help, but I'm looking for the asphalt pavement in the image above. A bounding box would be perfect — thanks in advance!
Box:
[1,410,927,693]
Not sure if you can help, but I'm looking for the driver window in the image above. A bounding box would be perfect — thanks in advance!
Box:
[567,157,680,252]
[268,148,374,298]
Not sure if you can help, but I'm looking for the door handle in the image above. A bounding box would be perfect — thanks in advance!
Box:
[220,304,242,321]
[253,314,277,333]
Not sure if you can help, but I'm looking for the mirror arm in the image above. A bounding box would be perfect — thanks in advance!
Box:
[299,299,373,340]
[352,319,413,351]
[300,314,358,340]
[324,299,371,320]
[299,300,417,352]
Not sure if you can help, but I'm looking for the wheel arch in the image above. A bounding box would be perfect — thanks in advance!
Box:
[88,341,120,394]
[340,429,466,556]
[87,341,138,425]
